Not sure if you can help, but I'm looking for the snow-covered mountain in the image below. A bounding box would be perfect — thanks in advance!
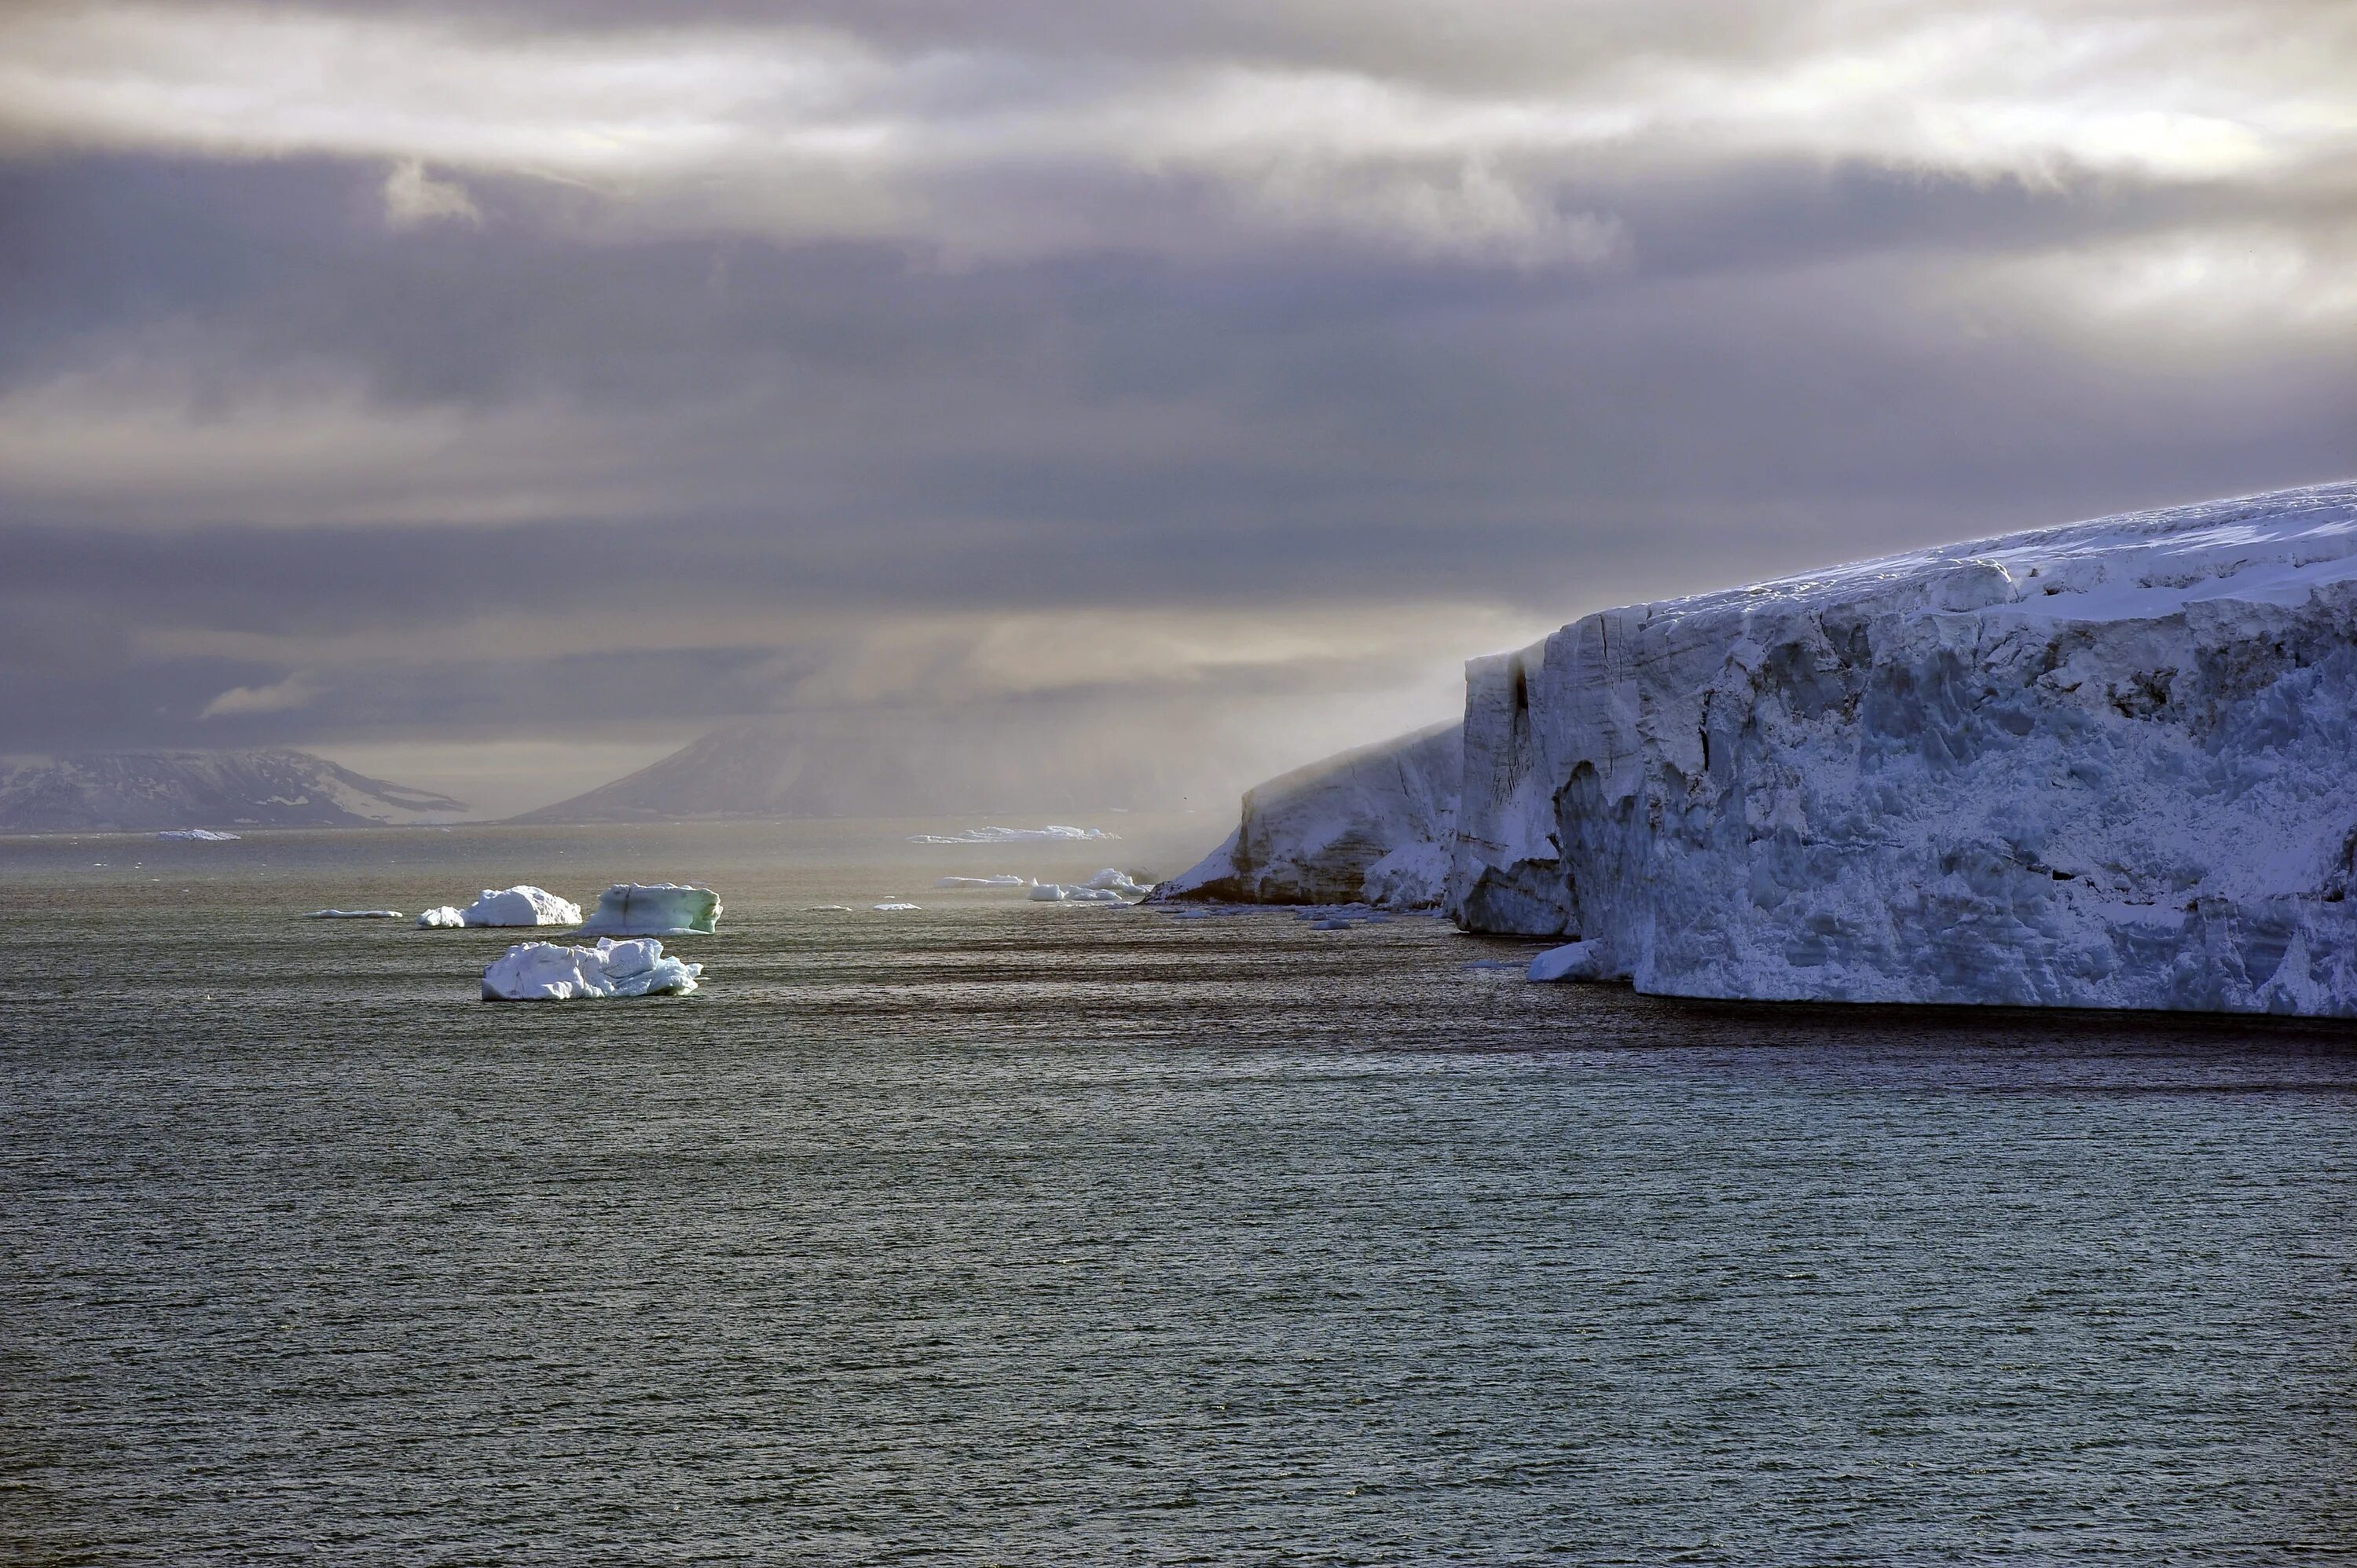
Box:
[1171,479,2357,1016]
[0,749,467,832]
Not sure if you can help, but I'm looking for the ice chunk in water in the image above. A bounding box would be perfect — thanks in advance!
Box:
[576,882,721,936]
[480,937,701,1001]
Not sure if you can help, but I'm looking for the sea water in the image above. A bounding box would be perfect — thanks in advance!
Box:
[3,822,2352,1563]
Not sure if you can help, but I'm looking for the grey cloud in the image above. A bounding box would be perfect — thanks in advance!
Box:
[0,2,2350,811]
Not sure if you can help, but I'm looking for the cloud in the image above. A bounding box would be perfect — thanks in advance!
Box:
[0,0,2349,813]
[381,158,479,228]
[199,672,319,718]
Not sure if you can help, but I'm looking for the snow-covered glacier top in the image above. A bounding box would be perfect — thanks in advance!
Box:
[1647,480,2357,628]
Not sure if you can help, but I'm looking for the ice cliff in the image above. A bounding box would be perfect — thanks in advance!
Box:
[1454,479,2357,1013]
[1171,481,2357,1015]
[1153,721,1461,908]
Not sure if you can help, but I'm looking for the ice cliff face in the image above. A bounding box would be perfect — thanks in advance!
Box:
[1153,721,1461,908]
[1457,479,2357,1013]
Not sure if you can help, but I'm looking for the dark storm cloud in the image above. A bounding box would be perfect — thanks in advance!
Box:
[0,0,2350,801]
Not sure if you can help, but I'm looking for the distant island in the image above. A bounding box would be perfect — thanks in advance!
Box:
[0,749,465,833]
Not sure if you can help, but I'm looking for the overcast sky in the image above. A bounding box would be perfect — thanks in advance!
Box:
[2,0,2351,814]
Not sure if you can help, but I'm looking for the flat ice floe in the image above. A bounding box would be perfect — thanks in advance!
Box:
[935,874,1028,888]
[872,901,921,910]
[157,828,240,841]
[305,908,403,919]
[455,885,582,927]
[575,882,721,936]
[907,825,1117,844]
[481,937,702,1001]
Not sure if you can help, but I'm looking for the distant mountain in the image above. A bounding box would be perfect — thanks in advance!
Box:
[513,714,1186,823]
[0,749,467,833]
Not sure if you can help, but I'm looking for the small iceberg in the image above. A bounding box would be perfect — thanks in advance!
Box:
[305,908,403,919]
[482,937,702,1001]
[907,825,1117,845]
[158,829,240,841]
[456,885,582,927]
[576,882,721,936]
[935,874,1028,888]
[416,907,466,928]
[1083,868,1153,897]
[1527,941,1605,983]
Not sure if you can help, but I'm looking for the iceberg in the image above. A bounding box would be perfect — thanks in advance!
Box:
[415,907,466,928]
[575,882,721,936]
[935,874,1029,888]
[304,908,403,919]
[907,825,1117,844]
[1153,722,1461,909]
[481,937,702,1001]
[456,885,582,927]
[157,828,240,841]
[1025,870,1150,903]
[1164,481,2357,1017]
[1455,479,2357,1014]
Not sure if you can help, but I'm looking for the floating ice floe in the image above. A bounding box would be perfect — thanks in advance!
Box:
[481,937,702,1001]
[906,825,1117,844]
[872,901,921,911]
[415,907,466,928]
[935,874,1029,888]
[805,904,854,912]
[455,885,582,926]
[1026,868,1154,904]
[157,828,240,841]
[576,882,721,936]
[1527,942,1606,983]
[305,908,403,919]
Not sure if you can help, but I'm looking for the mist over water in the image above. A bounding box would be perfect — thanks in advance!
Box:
[4,822,2354,1563]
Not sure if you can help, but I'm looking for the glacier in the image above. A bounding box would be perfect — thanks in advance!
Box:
[1171,481,2357,1016]
[575,883,722,936]
[481,938,702,1002]
[1152,722,1461,909]
[456,885,583,927]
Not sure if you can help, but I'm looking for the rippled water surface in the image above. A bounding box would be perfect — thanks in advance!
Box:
[4,822,2355,1563]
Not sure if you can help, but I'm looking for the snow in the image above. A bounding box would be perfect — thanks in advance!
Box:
[1453,479,2357,1015]
[415,907,466,928]
[456,885,582,927]
[576,883,721,936]
[1153,722,1460,908]
[305,908,403,919]
[157,828,240,841]
[480,937,701,1001]
[906,825,1118,844]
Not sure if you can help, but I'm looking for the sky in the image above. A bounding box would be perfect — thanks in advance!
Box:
[1,0,2351,816]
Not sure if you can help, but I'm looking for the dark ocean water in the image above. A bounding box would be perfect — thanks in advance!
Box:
[3,822,2354,1564]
